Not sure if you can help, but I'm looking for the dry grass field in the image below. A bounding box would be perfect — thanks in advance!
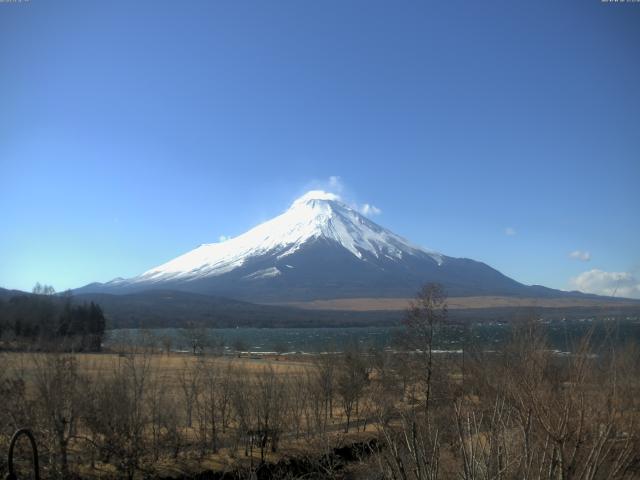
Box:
[0,349,381,479]
[13,351,314,376]
[1,313,639,479]
[272,295,640,311]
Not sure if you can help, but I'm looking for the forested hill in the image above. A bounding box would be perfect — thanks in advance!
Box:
[73,290,401,328]
[0,287,106,351]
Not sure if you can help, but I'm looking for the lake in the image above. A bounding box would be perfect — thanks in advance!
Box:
[104,318,640,354]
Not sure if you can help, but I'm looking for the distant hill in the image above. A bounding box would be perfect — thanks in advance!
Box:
[0,287,27,300]
[72,290,401,328]
[66,290,640,328]
[3,287,638,329]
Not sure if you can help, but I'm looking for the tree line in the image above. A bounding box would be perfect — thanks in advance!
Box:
[0,284,106,351]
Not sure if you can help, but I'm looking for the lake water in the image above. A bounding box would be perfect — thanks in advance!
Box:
[104,318,640,354]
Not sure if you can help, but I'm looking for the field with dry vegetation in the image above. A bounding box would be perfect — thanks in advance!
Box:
[1,286,639,479]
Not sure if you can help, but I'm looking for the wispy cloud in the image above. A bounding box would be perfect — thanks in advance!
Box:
[307,176,382,217]
[218,235,229,242]
[303,175,345,197]
[328,175,344,192]
[570,269,640,299]
[569,250,591,262]
[359,203,382,216]
[504,227,517,236]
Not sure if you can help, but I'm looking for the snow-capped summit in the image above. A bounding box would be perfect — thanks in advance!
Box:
[291,189,341,204]
[76,190,541,301]
[135,190,443,285]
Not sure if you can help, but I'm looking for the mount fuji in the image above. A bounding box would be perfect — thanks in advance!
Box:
[76,191,586,303]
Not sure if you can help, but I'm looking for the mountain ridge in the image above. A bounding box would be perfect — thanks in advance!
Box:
[74,191,626,303]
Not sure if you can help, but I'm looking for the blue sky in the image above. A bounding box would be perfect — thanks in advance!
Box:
[1,0,639,297]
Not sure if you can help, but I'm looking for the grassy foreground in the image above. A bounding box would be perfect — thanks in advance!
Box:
[1,318,640,479]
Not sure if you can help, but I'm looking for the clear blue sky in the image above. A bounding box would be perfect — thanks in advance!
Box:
[1,0,639,297]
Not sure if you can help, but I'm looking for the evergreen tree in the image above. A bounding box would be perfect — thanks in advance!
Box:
[0,286,107,351]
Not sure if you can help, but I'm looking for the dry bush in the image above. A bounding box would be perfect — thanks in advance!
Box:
[373,286,639,480]
[336,346,370,433]
[30,354,86,479]
[83,353,155,479]
[0,306,637,480]
[0,354,32,478]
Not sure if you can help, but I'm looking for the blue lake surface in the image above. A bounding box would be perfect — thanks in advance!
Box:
[105,319,640,354]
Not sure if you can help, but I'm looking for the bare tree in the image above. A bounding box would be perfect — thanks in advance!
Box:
[198,358,229,454]
[373,284,447,480]
[313,352,337,426]
[0,355,32,479]
[31,354,84,478]
[84,353,153,479]
[402,283,447,414]
[336,346,369,433]
[254,365,287,461]
[286,372,309,439]
[455,319,639,480]
[178,358,202,428]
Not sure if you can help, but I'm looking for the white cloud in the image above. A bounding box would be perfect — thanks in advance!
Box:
[359,203,382,216]
[569,250,591,262]
[305,176,381,217]
[570,269,640,299]
[303,175,345,198]
[505,227,516,236]
[328,175,343,192]
[218,235,229,242]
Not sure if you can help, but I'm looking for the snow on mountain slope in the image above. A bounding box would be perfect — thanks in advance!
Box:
[76,190,554,301]
[133,190,444,284]
[74,191,619,303]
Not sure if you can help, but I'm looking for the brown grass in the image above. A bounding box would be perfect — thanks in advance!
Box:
[3,351,314,381]
[268,295,640,311]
